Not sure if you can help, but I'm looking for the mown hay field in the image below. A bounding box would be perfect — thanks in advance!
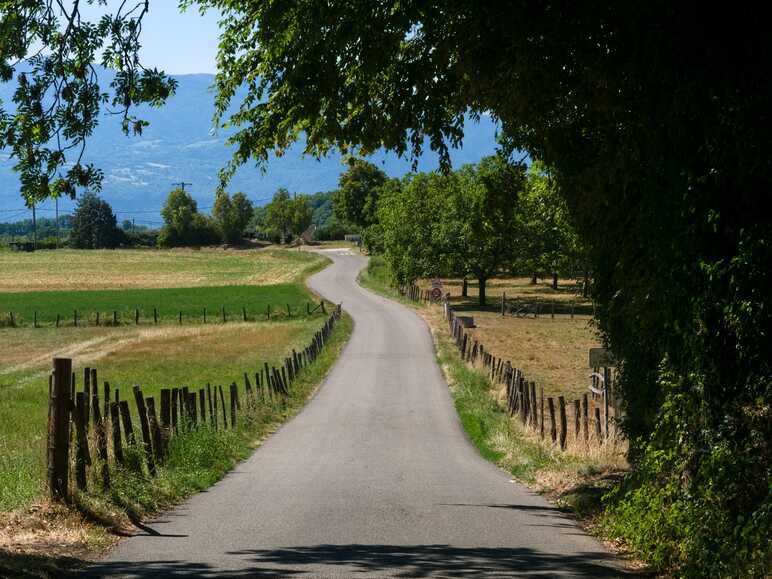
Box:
[0,247,325,292]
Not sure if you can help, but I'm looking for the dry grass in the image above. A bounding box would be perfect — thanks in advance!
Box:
[416,275,600,399]
[420,298,627,468]
[0,247,325,292]
[465,312,599,399]
[0,501,113,577]
[420,275,590,303]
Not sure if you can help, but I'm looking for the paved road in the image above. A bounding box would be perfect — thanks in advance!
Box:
[86,250,625,578]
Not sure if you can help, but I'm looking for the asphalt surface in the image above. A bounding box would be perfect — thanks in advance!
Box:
[85,249,626,578]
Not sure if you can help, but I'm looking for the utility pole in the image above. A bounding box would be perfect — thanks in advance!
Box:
[55,197,59,248]
[31,202,37,250]
[172,181,192,192]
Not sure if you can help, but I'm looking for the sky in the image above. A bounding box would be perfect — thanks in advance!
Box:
[80,1,222,74]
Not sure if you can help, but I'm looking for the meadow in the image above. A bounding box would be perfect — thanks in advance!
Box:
[0,284,324,327]
[0,247,323,292]
[0,246,340,513]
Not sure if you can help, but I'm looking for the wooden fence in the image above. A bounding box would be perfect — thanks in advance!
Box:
[4,300,329,329]
[45,306,342,500]
[443,301,622,451]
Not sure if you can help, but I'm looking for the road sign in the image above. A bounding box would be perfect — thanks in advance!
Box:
[431,287,443,301]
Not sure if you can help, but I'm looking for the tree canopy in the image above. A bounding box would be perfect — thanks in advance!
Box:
[0,2,176,205]
[193,5,771,571]
[70,193,121,249]
[332,158,387,229]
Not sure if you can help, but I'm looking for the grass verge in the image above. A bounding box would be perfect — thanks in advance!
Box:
[0,313,353,579]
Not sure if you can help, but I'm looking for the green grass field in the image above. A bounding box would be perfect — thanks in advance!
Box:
[0,284,326,327]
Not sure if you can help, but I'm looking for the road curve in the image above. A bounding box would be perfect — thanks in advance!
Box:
[85,249,625,578]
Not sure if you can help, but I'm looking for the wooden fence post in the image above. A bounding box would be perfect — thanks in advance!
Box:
[558,396,567,451]
[230,383,238,427]
[110,401,124,466]
[118,400,135,446]
[74,391,90,491]
[199,389,207,424]
[548,397,557,443]
[146,397,163,463]
[132,386,155,475]
[594,407,602,442]
[582,393,589,443]
[218,385,227,428]
[92,397,110,489]
[207,384,215,428]
[573,399,581,441]
[48,358,71,501]
[160,389,171,434]
[171,387,179,433]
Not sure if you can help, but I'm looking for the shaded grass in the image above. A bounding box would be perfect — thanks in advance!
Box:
[0,247,327,293]
[0,283,324,327]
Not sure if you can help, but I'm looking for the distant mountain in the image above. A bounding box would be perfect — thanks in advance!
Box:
[0,72,500,224]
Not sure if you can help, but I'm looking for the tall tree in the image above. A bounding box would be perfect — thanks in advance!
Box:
[332,158,387,228]
[441,157,526,306]
[159,187,218,247]
[289,195,313,238]
[264,188,292,242]
[70,193,122,249]
[516,162,581,290]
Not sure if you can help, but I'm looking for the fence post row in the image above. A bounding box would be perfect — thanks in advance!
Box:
[442,298,619,453]
[45,307,343,501]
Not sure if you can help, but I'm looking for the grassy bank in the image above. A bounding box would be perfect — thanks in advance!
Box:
[0,313,353,578]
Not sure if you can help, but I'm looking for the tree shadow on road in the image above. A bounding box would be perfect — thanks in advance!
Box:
[83,542,639,577]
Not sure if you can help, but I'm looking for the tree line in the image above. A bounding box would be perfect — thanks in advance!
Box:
[335,157,584,306]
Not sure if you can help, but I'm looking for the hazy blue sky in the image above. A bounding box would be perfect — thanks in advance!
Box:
[81,1,222,74]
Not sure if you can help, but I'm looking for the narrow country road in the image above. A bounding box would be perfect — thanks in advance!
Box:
[85,249,625,578]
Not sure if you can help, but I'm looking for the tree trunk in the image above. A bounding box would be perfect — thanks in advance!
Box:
[531,273,538,285]
[462,277,468,297]
[478,277,487,306]
[552,271,558,290]
[583,270,590,298]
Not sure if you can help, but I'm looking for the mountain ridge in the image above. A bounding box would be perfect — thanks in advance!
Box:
[0,72,499,222]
